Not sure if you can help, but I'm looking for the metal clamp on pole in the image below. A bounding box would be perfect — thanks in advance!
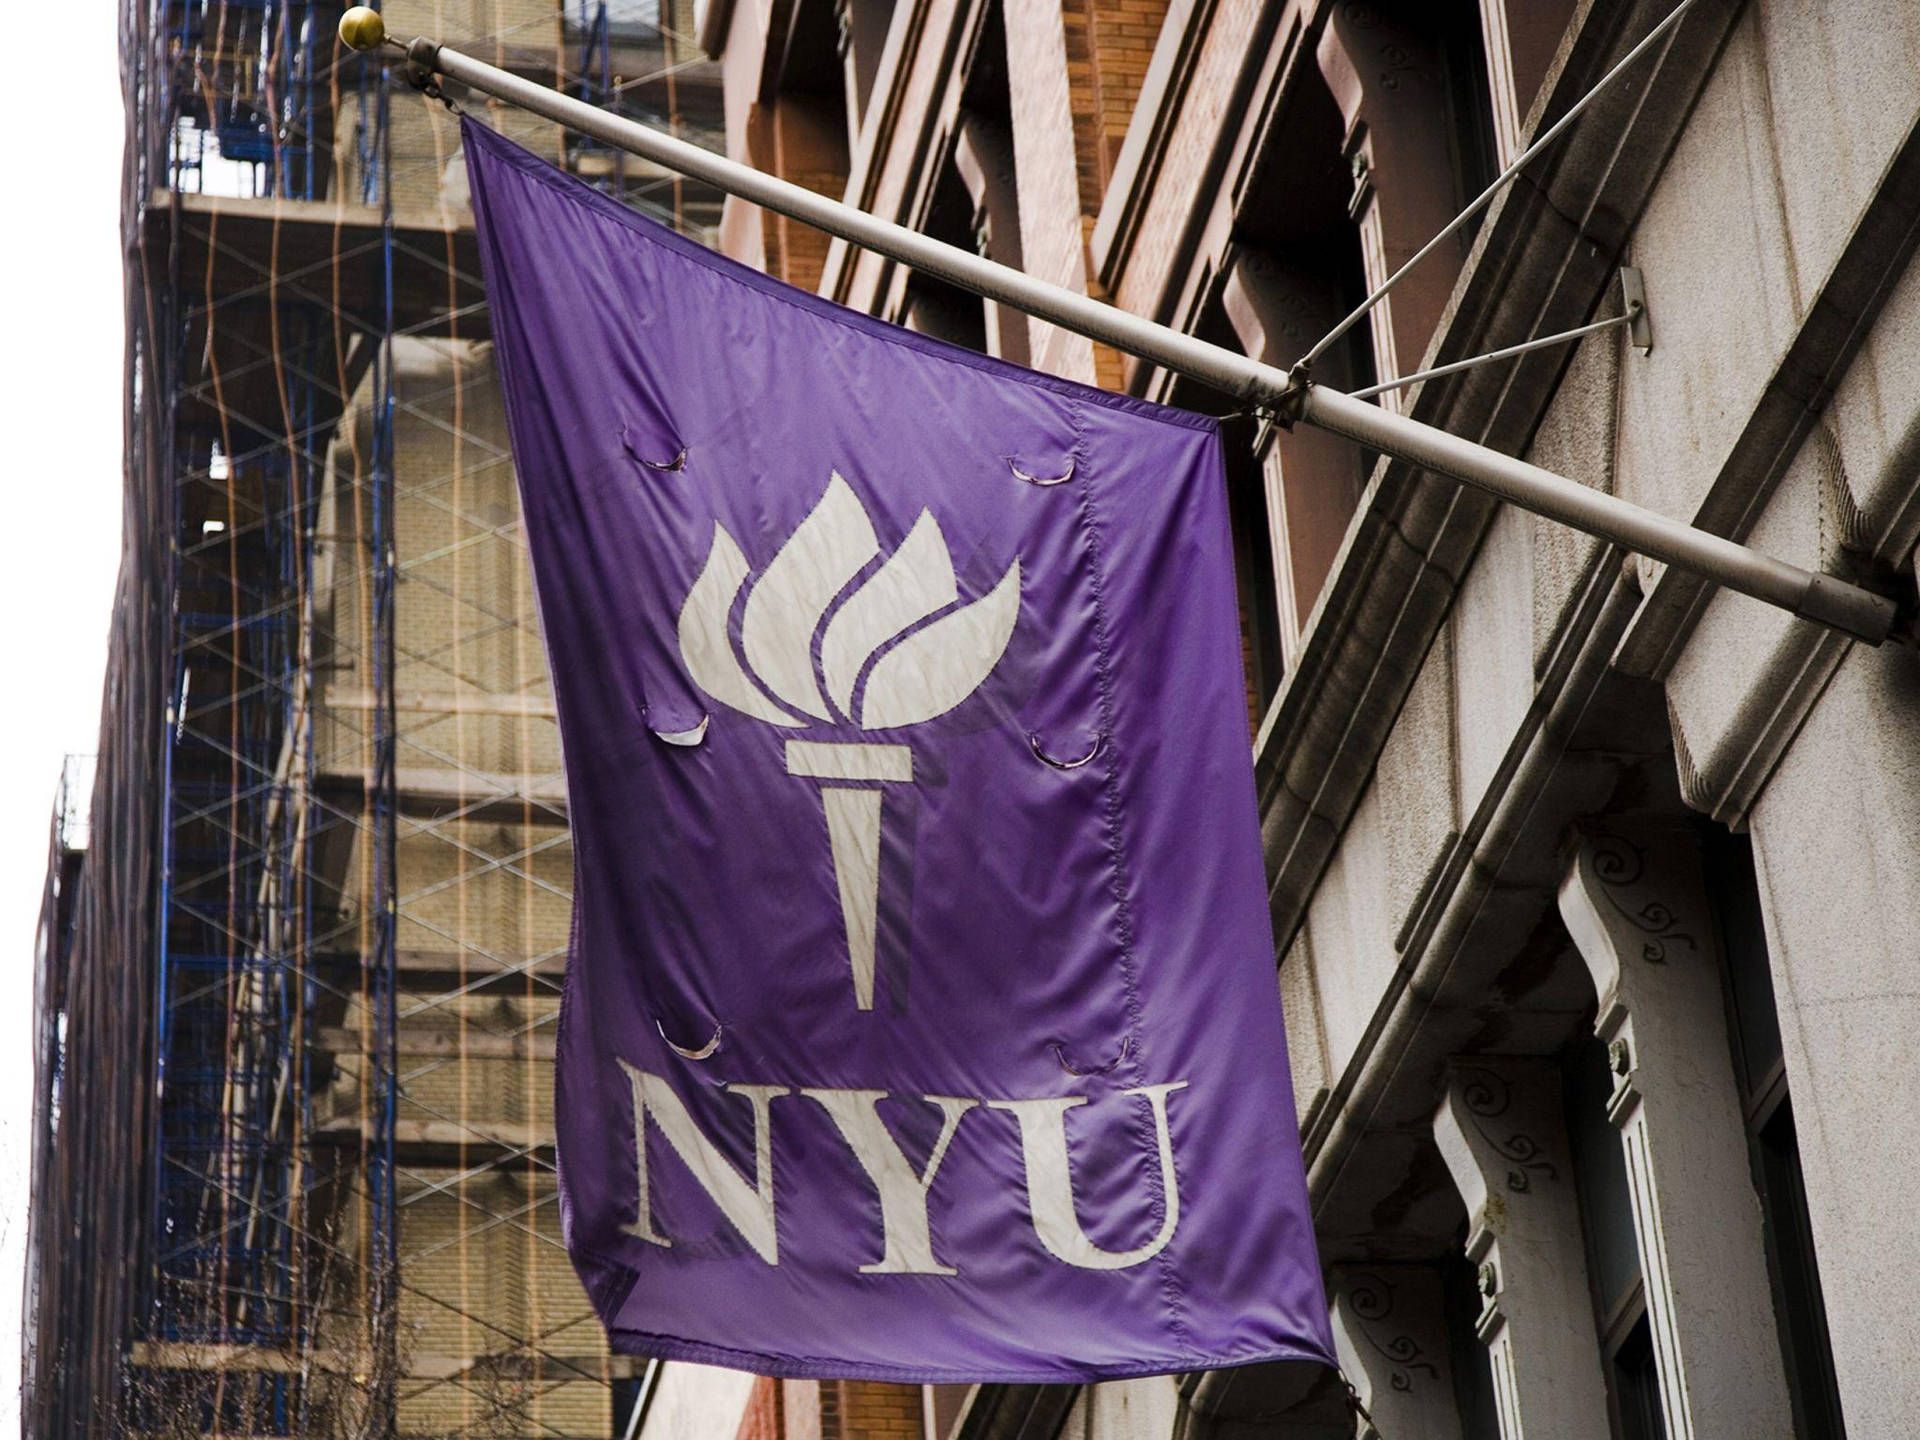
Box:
[336,8,1905,649]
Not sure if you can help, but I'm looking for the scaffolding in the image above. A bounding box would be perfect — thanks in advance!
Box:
[27,3,724,1435]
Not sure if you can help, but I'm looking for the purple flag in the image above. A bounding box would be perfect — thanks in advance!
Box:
[464,118,1332,1382]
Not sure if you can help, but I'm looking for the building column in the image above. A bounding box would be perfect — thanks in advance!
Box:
[1002,0,1099,382]
[1329,1266,1462,1440]
[1316,2,1465,404]
[954,114,1030,367]
[782,1379,824,1440]
[1558,826,1794,1440]
[1222,249,1366,655]
[1737,643,1920,1430]
[1433,1059,1609,1440]
[1476,0,1576,164]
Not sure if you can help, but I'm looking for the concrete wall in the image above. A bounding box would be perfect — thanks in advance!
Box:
[1284,1,1920,1432]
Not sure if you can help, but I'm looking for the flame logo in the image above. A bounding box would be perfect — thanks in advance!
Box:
[673,473,1021,1011]
[677,473,1020,731]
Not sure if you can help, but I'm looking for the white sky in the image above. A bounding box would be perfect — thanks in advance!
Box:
[0,1,128,1429]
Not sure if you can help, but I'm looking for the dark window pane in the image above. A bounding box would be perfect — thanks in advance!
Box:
[1566,1032,1641,1316]
[611,1378,643,1439]
[1441,1249,1502,1439]
[1437,0,1500,218]
[1611,1312,1669,1440]
[1220,413,1285,715]
[1757,1102,1848,1440]
[1702,828,1784,1098]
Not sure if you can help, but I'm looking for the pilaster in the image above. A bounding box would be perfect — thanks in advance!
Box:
[1558,826,1793,1440]
[1003,0,1099,381]
[954,114,1030,365]
[1432,1059,1609,1440]
[1316,2,1466,403]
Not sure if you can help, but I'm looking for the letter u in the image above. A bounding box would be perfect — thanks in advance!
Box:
[987,1082,1188,1270]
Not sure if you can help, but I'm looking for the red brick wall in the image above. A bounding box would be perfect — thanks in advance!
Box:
[840,1381,925,1439]
[1109,0,1266,320]
[1065,0,1172,205]
[768,97,851,292]
[735,1376,786,1440]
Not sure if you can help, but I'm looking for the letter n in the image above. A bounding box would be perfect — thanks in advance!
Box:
[619,1061,789,1265]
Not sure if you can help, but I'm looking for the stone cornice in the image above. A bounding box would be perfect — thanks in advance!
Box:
[1614,105,1920,678]
[1654,109,1920,823]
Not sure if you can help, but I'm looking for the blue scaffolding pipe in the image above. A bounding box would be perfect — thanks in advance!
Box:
[143,4,398,1429]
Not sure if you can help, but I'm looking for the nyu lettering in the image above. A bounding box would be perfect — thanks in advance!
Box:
[801,1088,978,1274]
[619,1068,1189,1275]
[619,1063,786,1262]
[986,1084,1187,1270]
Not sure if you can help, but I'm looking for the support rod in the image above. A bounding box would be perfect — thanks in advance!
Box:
[338,12,1900,647]
[1298,0,1701,368]
[1347,308,1636,401]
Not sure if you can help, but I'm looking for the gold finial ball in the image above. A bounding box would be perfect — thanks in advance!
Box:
[339,7,387,50]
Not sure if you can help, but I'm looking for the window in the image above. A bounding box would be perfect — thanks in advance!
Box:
[1606,1309,1668,1440]
[1164,311,1286,724]
[1228,70,1373,665]
[1565,1032,1667,1440]
[839,0,897,137]
[1439,1250,1501,1438]
[898,161,989,351]
[1702,830,1847,1440]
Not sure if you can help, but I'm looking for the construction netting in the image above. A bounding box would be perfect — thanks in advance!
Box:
[27,4,724,1435]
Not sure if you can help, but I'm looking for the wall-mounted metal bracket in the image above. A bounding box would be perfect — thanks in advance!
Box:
[1620,265,1652,354]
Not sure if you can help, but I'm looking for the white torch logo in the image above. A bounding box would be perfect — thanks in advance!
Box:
[676,473,1020,1009]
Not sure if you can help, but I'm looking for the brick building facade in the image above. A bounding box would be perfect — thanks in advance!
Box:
[633,0,1920,1437]
[735,1378,960,1440]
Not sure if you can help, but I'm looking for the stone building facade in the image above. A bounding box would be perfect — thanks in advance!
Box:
[654,0,1920,1436]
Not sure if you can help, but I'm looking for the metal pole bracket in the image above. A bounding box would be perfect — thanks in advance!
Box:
[1620,265,1652,354]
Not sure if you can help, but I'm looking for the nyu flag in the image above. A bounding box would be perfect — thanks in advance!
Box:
[464,118,1332,1381]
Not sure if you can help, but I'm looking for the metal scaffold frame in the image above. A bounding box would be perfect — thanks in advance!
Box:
[142,4,402,1431]
[26,3,723,1436]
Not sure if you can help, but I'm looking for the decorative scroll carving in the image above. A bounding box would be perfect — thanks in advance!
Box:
[1343,1270,1441,1394]
[1586,832,1699,964]
[1456,1065,1560,1193]
[1473,1260,1501,1342]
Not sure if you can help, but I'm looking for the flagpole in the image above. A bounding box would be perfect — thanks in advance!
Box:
[338,10,1901,647]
